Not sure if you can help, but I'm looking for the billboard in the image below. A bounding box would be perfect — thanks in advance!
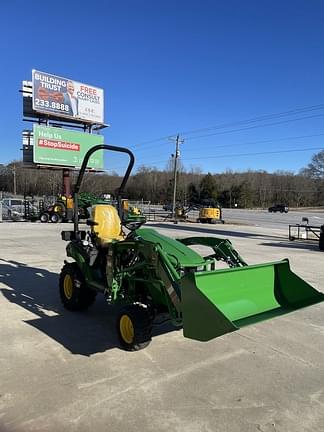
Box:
[32,70,104,124]
[33,125,104,169]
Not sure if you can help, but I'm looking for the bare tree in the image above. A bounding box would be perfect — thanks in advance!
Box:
[300,150,324,178]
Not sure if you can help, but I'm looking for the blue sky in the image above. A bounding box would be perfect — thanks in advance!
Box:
[1,0,324,174]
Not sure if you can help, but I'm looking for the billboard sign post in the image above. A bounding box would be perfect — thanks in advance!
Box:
[33,125,104,169]
[32,70,104,124]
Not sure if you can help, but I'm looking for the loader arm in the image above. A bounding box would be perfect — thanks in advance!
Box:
[178,237,247,267]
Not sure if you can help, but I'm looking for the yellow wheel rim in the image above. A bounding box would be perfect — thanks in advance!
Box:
[120,315,134,344]
[63,274,73,300]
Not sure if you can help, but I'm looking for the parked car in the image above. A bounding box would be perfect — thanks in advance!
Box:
[1,198,25,220]
[268,204,289,213]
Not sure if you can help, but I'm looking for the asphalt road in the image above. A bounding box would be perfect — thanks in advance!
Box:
[0,220,324,432]
[140,205,324,229]
[223,208,324,229]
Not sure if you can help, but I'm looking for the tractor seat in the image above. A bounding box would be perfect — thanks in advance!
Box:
[91,204,124,247]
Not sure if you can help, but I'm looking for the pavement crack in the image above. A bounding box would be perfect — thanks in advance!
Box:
[236,333,323,370]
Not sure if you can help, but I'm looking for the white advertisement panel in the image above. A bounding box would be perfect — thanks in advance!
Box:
[32,70,104,124]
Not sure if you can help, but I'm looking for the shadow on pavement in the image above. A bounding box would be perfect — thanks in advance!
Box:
[0,259,176,355]
[259,241,320,252]
[147,222,282,240]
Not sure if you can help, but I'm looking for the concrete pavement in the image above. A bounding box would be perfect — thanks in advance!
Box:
[0,220,323,432]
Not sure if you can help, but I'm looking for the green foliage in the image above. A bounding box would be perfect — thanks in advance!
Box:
[200,173,218,201]
[187,183,200,204]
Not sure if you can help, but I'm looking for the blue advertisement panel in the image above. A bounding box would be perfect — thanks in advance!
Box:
[32,70,104,124]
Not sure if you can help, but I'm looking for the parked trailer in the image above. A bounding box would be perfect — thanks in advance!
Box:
[289,219,324,251]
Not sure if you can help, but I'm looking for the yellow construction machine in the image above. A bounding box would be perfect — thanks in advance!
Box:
[197,200,224,224]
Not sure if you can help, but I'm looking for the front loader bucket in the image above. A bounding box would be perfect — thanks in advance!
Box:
[181,259,324,342]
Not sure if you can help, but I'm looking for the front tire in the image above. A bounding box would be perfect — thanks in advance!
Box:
[117,304,152,351]
[59,263,97,311]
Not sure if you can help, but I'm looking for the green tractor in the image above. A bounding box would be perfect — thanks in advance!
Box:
[60,145,324,350]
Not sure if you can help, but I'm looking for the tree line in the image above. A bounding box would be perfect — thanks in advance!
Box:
[1,150,323,208]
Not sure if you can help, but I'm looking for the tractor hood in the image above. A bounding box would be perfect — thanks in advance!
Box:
[135,228,206,268]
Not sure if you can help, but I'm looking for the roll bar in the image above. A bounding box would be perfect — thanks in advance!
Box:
[73,144,135,236]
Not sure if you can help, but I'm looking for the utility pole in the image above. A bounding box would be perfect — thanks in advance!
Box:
[169,134,184,222]
[13,164,17,196]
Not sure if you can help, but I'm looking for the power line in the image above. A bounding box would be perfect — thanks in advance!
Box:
[98,103,324,172]
[184,146,324,161]
[185,114,324,141]
[138,146,324,167]
[107,145,324,172]
[131,113,324,155]
[128,103,324,151]
[177,132,324,154]
[134,131,324,156]
[180,104,324,137]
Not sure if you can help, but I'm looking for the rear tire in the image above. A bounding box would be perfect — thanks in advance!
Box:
[40,212,49,223]
[117,304,152,351]
[59,263,97,311]
[50,213,60,223]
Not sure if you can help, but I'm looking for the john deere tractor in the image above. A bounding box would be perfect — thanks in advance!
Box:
[40,192,108,223]
[60,145,324,350]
